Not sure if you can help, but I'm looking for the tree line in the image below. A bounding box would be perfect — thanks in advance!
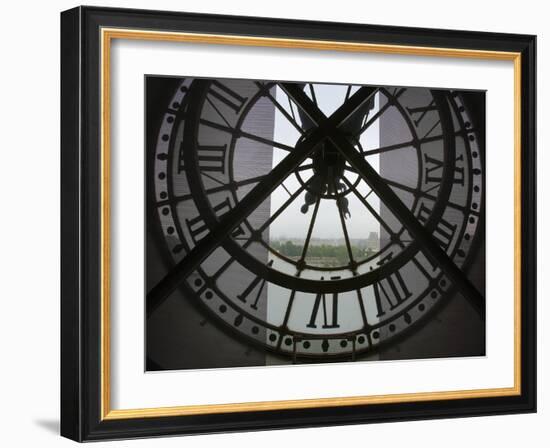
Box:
[271,240,375,264]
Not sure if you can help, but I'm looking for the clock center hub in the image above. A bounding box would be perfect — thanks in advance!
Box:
[311,141,346,180]
[299,140,352,215]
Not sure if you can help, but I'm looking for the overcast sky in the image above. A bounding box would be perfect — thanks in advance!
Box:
[268,84,381,241]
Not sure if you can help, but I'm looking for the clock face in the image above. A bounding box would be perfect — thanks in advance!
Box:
[147,76,484,367]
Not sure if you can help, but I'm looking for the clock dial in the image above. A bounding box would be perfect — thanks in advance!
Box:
[149,77,483,362]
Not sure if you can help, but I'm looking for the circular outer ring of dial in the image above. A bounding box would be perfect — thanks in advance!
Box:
[152,79,484,359]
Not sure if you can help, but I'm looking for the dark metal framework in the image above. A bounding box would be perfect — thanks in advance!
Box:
[148,78,483,360]
[61,5,536,441]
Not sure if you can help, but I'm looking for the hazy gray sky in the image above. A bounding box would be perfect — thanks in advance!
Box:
[268,84,381,240]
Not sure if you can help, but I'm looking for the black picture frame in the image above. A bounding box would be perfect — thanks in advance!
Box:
[61,5,536,442]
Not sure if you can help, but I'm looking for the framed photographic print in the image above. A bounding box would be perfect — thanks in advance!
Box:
[60,6,536,441]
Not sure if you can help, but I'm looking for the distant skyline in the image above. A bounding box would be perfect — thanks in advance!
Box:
[270,232,379,242]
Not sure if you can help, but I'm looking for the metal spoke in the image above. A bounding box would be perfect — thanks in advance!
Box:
[333,134,484,317]
[342,177,396,238]
[211,177,311,281]
[287,95,297,122]
[147,137,320,317]
[201,171,226,187]
[256,81,305,135]
[161,167,312,207]
[355,88,405,136]
[281,86,484,317]
[257,180,311,235]
[345,85,353,102]
[331,174,356,269]
[308,83,318,106]
[212,255,238,281]
[199,118,295,152]
[148,82,479,321]
[355,288,369,328]
[205,96,232,128]
[360,128,477,158]
[281,182,292,197]
[281,83,378,130]
[361,139,417,157]
[382,178,475,215]
[299,181,323,263]
[162,173,268,205]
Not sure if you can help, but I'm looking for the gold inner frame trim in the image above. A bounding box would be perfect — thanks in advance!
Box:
[100,27,522,420]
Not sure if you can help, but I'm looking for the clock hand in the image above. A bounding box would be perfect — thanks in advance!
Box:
[336,137,483,318]
[280,84,378,131]
[281,86,485,319]
[330,170,356,270]
[255,81,306,135]
[300,173,326,214]
[283,83,372,216]
[199,118,295,152]
[147,137,316,317]
[299,176,324,268]
[147,85,380,317]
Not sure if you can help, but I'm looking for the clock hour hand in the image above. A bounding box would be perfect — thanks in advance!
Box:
[148,84,383,317]
[300,173,326,214]
[332,123,485,318]
[337,195,351,219]
[282,85,485,318]
[299,164,350,218]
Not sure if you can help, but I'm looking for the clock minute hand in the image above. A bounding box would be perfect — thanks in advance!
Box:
[279,83,378,130]
[281,85,485,319]
[334,135,485,318]
[147,85,385,317]
[147,136,317,317]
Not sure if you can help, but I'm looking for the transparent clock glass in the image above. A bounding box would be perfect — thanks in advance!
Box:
[145,75,485,371]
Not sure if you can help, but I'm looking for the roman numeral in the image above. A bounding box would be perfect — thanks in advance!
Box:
[178,143,229,174]
[407,100,437,126]
[237,260,274,309]
[197,144,227,173]
[417,203,457,251]
[207,81,248,114]
[185,197,243,243]
[307,277,340,329]
[374,271,412,317]
[423,153,465,185]
[406,98,441,139]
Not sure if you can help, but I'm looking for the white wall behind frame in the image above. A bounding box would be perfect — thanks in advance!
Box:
[0,0,545,447]
[111,38,515,410]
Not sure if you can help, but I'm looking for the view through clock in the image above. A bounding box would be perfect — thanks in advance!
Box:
[145,76,485,370]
